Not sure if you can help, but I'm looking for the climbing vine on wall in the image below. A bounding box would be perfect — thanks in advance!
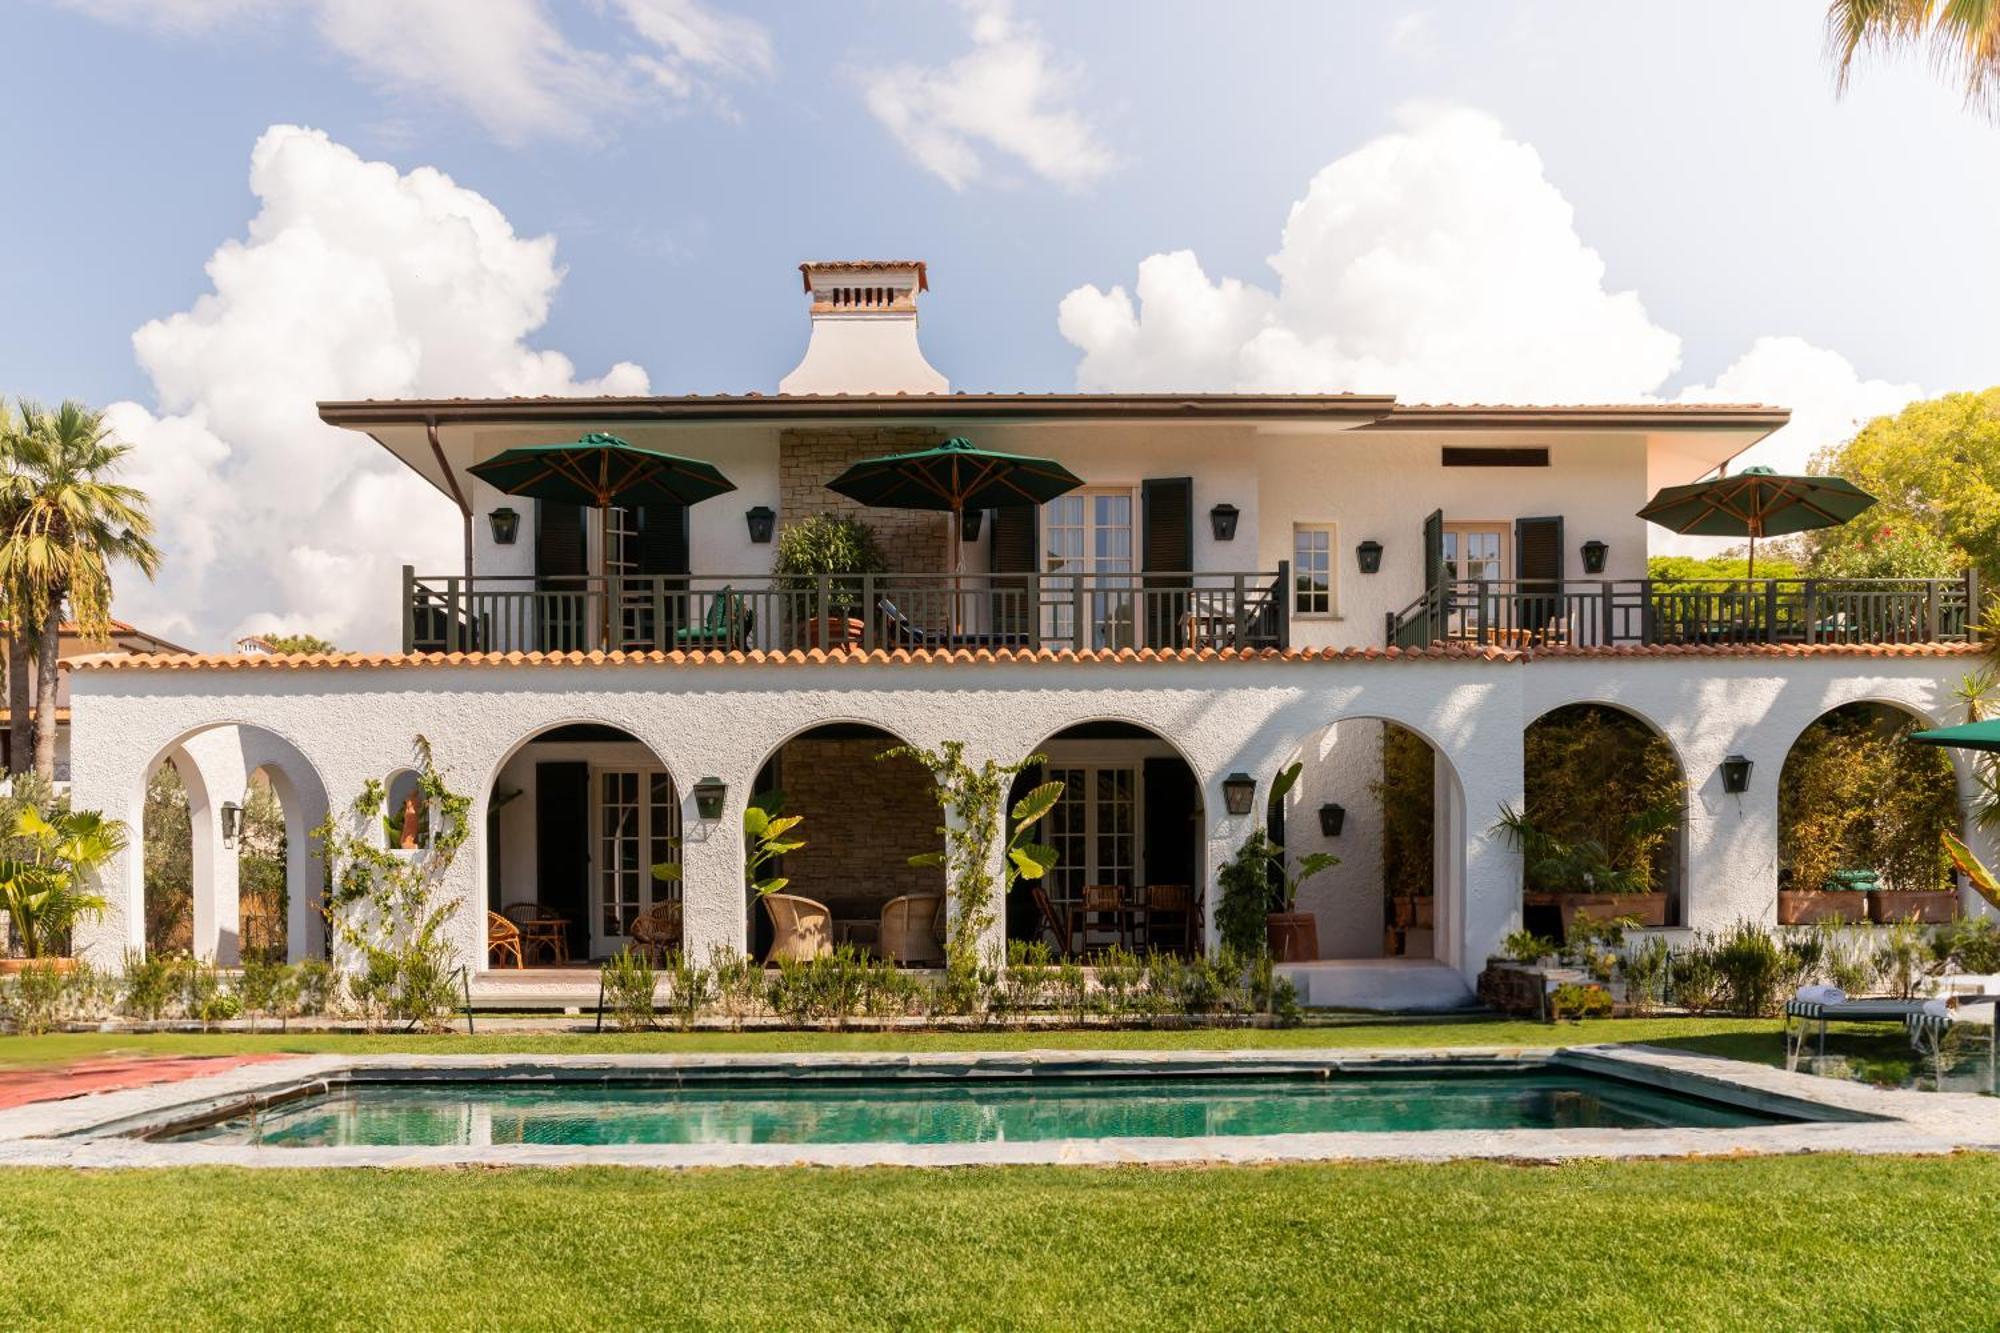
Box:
[312,736,471,1030]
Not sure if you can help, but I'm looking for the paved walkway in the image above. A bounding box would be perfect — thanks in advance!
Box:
[0,1054,290,1111]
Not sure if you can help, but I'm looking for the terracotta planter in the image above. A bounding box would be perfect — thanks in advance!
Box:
[0,957,76,975]
[1266,912,1319,962]
[1390,896,1436,930]
[804,616,865,649]
[1777,889,1868,926]
[1868,890,1957,925]
[1560,891,1667,932]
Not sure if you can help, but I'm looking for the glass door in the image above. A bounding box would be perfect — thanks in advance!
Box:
[593,768,680,955]
[1041,764,1140,919]
[1044,490,1136,648]
[1442,524,1506,638]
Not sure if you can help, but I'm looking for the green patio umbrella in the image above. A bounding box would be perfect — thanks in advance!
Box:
[825,435,1084,574]
[1910,719,2000,753]
[1636,465,1877,576]
[469,432,736,647]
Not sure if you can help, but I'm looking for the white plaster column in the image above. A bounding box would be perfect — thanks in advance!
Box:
[179,728,250,966]
[67,743,149,968]
[680,778,749,963]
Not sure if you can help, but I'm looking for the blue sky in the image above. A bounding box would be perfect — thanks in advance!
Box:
[2,0,1994,647]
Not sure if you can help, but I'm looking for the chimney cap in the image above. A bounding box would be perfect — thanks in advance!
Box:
[799,260,928,293]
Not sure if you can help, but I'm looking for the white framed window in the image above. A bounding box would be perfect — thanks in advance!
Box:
[1041,762,1141,911]
[592,767,680,955]
[1043,488,1137,648]
[1292,523,1339,617]
[1442,523,1507,582]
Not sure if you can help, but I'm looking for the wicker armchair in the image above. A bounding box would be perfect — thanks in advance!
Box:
[761,892,833,964]
[630,900,683,963]
[878,892,945,966]
[487,911,523,969]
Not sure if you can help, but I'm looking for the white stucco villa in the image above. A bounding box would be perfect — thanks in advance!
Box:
[66,261,1992,1008]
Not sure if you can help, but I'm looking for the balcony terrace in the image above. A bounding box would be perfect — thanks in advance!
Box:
[404,565,1291,655]
[1387,572,1982,649]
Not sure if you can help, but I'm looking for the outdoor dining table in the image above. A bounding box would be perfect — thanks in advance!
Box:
[519,915,570,965]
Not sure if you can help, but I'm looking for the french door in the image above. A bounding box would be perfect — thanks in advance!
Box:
[1044,490,1136,648]
[1442,524,1507,637]
[1041,764,1140,914]
[592,768,679,955]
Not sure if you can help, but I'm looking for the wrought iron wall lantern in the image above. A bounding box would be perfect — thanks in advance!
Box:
[1355,540,1384,574]
[1581,539,1609,574]
[487,507,521,546]
[220,801,243,850]
[1222,771,1257,817]
[1210,504,1240,542]
[745,506,776,544]
[1720,754,1753,794]
[692,777,728,821]
[1318,802,1346,837]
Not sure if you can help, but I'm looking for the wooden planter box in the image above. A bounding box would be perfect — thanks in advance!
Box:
[1561,891,1667,932]
[1777,889,1869,926]
[804,615,866,649]
[1868,890,1957,924]
[1266,912,1318,963]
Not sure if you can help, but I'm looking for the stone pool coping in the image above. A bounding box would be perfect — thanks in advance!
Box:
[0,1044,1992,1169]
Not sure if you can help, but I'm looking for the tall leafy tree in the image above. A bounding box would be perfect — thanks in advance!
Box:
[0,401,161,780]
[1828,0,2000,113]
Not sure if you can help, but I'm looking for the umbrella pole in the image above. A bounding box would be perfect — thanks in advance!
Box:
[951,504,963,636]
[598,500,611,651]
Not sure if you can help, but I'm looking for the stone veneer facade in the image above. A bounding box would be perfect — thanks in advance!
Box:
[778,427,952,571]
[774,738,945,915]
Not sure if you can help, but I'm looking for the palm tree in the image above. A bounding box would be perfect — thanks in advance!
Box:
[1828,0,2000,113]
[0,401,160,780]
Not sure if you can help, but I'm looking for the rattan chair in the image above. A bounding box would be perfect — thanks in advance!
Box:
[630,900,683,963]
[487,910,523,969]
[878,892,945,966]
[761,892,833,964]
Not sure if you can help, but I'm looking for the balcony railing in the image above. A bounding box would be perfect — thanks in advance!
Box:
[1386,573,1981,649]
[403,565,1290,656]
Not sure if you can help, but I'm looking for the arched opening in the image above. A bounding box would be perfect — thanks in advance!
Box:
[1519,703,1687,942]
[486,722,678,966]
[137,723,329,964]
[1007,721,1204,958]
[1779,702,1958,923]
[746,722,943,964]
[143,756,194,956]
[383,767,425,848]
[1276,718,1451,962]
[236,767,288,963]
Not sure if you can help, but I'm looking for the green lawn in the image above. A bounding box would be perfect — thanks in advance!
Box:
[0,1015,1800,1069]
[2,1157,1997,1329]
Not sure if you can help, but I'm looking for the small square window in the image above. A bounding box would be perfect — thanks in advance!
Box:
[1293,523,1338,616]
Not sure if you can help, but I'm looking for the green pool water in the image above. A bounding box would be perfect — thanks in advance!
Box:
[162,1068,1801,1147]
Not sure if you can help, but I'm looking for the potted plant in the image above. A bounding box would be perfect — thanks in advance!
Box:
[1215,764,1339,963]
[1495,803,1675,934]
[771,514,887,648]
[1778,867,1872,925]
[0,806,123,972]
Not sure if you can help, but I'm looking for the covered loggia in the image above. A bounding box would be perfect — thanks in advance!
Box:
[745,721,944,963]
[1777,701,1960,923]
[1006,721,1205,957]
[484,722,681,965]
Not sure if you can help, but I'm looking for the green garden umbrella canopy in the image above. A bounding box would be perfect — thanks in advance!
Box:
[1636,465,1876,576]
[825,436,1084,517]
[468,432,736,511]
[1910,719,2000,753]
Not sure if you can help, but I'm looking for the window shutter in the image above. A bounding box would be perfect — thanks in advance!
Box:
[990,506,1039,638]
[1515,515,1564,633]
[1142,477,1194,648]
[535,501,588,651]
[634,505,689,576]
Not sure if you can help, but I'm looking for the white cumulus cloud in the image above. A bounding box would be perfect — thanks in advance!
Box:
[863,0,1115,190]
[107,125,648,649]
[1059,107,1681,399]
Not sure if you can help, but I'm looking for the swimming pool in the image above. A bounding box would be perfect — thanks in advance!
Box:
[157,1062,1807,1148]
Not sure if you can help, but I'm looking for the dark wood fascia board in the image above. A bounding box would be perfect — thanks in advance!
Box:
[1363,406,1790,431]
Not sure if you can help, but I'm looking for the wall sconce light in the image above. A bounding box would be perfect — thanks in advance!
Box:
[745,506,776,544]
[960,509,985,543]
[1355,540,1384,574]
[487,507,520,546]
[1209,504,1240,542]
[1222,771,1257,817]
[1581,539,1609,575]
[220,801,243,850]
[692,776,728,821]
[1720,754,1753,794]
[1318,802,1346,837]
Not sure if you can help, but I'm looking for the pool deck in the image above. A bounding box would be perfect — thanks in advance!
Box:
[0,1044,1993,1169]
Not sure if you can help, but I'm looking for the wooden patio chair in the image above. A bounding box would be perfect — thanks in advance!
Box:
[761,892,833,964]
[879,892,945,966]
[629,900,683,964]
[487,911,523,969]
[1141,883,1196,955]
[1030,885,1071,956]
[1067,883,1134,956]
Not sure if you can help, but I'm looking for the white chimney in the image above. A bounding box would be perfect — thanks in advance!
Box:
[778,260,949,396]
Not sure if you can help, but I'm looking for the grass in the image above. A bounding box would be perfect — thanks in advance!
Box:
[0,1015,1806,1070]
[2,1157,1998,1329]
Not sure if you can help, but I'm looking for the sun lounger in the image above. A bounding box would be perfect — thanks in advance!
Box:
[1784,989,2000,1075]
